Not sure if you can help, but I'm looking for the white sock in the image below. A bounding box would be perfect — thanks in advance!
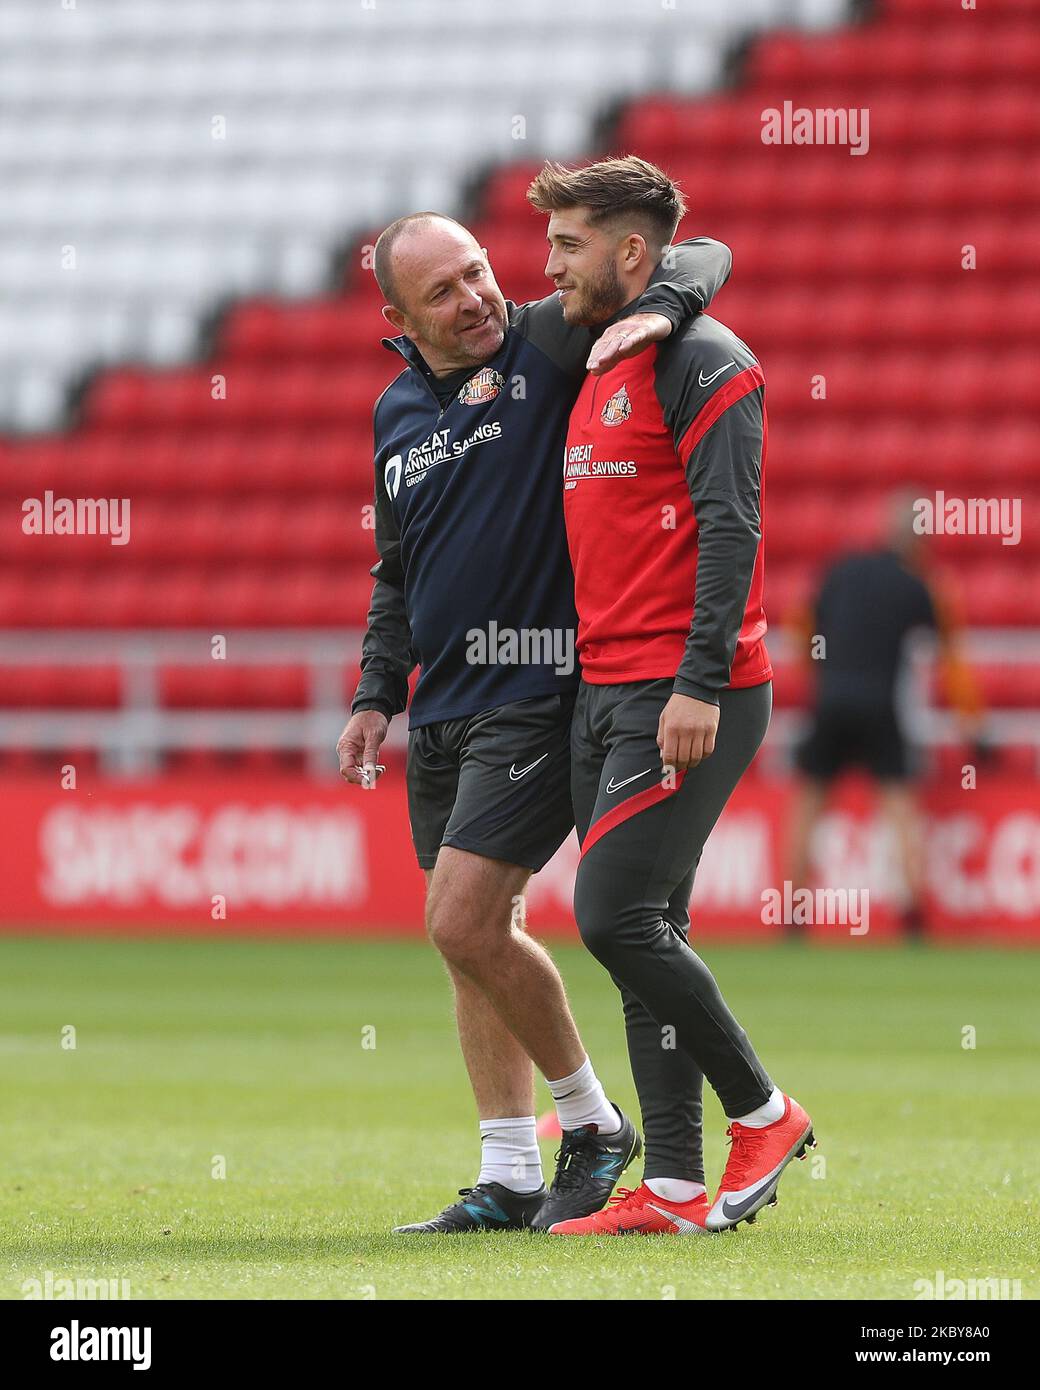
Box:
[644,1177,706,1203]
[730,1086,786,1129]
[477,1116,544,1193]
[546,1055,619,1134]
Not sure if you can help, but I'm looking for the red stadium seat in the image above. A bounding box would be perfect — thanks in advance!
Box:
[0,666,122,709]
[2,0,1036,794]
[160,664,310,710]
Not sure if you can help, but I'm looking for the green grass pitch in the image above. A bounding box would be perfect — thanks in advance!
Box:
[1,935,1037,1300]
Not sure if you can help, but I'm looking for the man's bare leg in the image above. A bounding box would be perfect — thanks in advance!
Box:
[422,868,534,1120]
[396,848,641,1232]
[787,777,827,893]
[879,781,927,936]
[425,848,587,1082]
[785,777,827,939]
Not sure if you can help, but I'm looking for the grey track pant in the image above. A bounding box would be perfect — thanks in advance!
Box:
[571,678,774,1183]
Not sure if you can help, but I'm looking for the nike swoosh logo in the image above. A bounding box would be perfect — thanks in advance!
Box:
[509,753,549,781]
[698,361,735,388]
[646,1203,706,1235]
[605,768,652,795]
[720,1178,778,1222]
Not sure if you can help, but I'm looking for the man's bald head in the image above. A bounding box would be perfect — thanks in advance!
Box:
[373,212,472,311]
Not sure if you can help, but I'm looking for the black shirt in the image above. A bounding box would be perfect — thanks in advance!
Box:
[812,548,937,708]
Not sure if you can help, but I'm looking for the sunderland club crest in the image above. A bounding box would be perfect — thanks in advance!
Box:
[600,383,632,426]
[458,367,504,406]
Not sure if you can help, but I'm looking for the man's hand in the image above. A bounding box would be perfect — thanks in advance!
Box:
[337,709,389,786]
[586,311,673,376]
[657,693,720,773]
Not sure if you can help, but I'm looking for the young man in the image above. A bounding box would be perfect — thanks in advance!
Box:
[526,156,814,1235]
[336,211,731,1232]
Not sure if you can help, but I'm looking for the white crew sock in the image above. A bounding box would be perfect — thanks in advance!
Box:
[730,1086,786,1129]
[644,1177,707,1203]
[477,1116,544,1193]
[546,1055,619,1134]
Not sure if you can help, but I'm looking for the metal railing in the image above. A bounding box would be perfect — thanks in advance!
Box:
[0,630,363,778]
[1,627,1038,778]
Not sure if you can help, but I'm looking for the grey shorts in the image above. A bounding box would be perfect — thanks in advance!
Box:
[406,692,576,872]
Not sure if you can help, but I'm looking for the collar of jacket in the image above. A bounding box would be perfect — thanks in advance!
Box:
[382,332,434,373]
[382,332,463,406]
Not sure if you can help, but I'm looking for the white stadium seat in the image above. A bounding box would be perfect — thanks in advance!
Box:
[0,0,852,429]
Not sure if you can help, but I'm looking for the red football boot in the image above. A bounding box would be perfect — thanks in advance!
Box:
[705,1094,815,1231]
[548,1183,711,1236]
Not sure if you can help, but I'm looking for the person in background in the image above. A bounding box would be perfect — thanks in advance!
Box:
[787,492,985,939]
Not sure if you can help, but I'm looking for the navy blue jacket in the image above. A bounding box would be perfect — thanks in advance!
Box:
[351,239,732,728]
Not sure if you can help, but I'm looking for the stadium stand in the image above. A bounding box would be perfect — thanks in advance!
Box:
[1,0,1037,775]
[0,0,846,431]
